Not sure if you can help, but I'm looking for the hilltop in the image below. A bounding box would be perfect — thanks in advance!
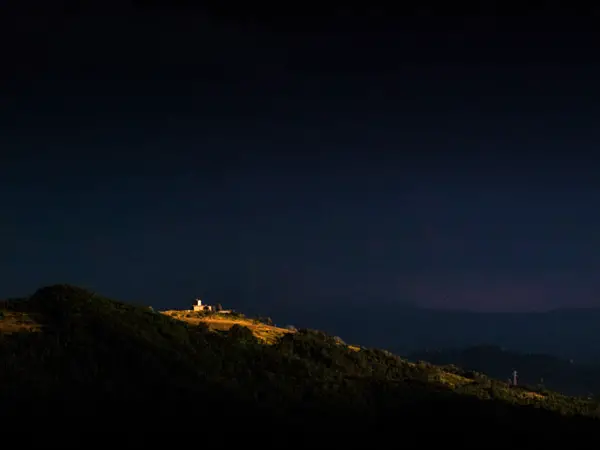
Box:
[1,285,599,445]
[162,309,293,344]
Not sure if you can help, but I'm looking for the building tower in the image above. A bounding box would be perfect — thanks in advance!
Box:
[193,298,212,312]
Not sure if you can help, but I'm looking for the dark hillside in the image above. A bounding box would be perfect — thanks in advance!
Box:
[409,345,600,397]
[1,285,599,446]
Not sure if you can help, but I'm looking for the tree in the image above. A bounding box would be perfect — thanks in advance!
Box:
[258,316,273,326]
[228,324,257,344]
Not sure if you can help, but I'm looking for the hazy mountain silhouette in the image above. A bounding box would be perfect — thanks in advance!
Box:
[241,298,600,363]
[409,345,600,397]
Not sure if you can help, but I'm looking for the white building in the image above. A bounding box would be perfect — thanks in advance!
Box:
[193,298,213,312]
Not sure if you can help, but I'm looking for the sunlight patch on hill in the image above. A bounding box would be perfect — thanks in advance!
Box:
[162,310,293,344]
[516,390,546,401]
[437,371,475,388]
[0,310,42,334]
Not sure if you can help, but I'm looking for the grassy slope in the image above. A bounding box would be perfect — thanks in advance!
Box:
[162,310,292,344]
[0,310,41,333]
[1,285,599,445]
[163,311,545,394]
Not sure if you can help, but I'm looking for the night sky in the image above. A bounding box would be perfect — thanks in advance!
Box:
[2,6,600,315]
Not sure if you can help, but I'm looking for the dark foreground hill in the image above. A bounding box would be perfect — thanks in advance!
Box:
[1,285,600,446]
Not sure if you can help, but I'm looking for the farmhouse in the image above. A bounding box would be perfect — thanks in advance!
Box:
[193,299,212,312]
[191,298,232,314]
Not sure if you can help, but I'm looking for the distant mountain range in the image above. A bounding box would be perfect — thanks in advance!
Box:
[408,345,600,398]
[226,294,600,397]
[238,296,600,363]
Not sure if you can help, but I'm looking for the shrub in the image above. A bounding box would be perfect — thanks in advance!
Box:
[228,325,258,344]
[255,316,274,326]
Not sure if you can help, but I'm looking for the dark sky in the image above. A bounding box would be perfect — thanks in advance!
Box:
[2,6,600,313]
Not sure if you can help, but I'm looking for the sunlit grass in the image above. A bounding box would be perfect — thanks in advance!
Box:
[162,310,292,344]
[0,310,42,334]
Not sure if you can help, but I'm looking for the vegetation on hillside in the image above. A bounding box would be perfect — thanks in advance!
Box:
[409,345,600,398]
[1,285,599,444]
[162,309,292,344]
